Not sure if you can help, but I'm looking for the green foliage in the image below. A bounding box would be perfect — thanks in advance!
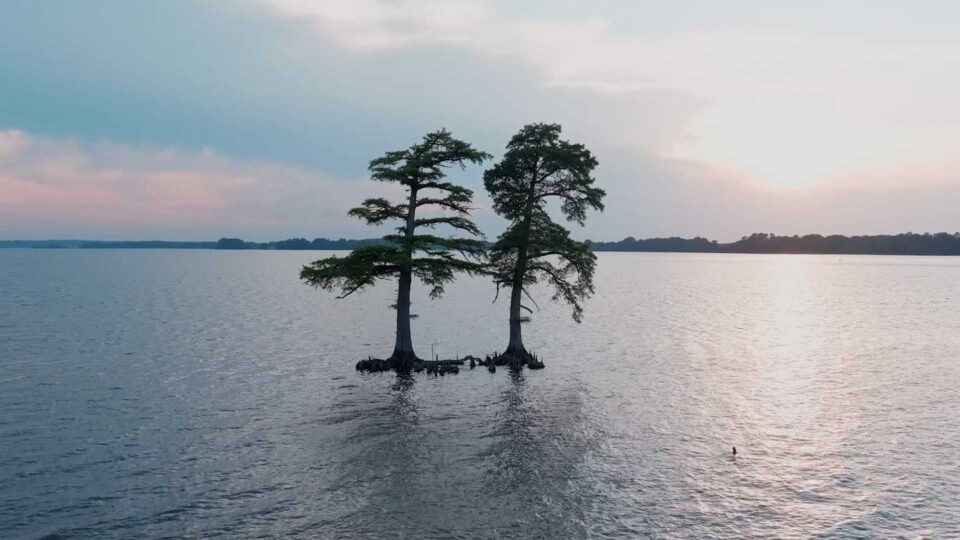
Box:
[299,244,405,298]
[301,129,490,302]
[485,123,604,225]
[484,123,605,322]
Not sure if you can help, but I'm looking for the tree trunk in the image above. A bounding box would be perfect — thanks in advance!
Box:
[502,179,536,369]
[389,184,420,370]
[504,279,530,368]
[390,268,417,369]
[508,283,524,350]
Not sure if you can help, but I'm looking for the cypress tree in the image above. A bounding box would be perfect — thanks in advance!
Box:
[301,129,490,371]
[484,123,605,369]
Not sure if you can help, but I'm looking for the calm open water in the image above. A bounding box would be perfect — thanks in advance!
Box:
[1,250,959,539]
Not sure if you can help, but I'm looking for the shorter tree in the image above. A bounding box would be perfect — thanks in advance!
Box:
[300,129,490,370]
[484,123,605,368]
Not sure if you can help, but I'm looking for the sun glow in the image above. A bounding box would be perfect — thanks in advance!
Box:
[675,97,874,189]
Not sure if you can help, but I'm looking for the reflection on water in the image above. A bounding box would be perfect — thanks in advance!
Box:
[1,250,959,538]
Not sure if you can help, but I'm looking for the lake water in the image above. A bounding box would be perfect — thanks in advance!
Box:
[1,250,959,538]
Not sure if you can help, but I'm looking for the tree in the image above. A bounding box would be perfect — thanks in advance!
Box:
[300,129,490,371]
[484,123,605,369]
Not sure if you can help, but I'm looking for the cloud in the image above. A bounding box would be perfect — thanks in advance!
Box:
[1,126,957,244]
[3,1,960,241]
[0,129,28,160]
[266,0,492,51]
[0,130,399,240]
[586,148,960,240]
[259,0,960,187]
[259,1,960,95]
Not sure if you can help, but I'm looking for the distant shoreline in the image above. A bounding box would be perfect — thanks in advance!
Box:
[3,232,960,256]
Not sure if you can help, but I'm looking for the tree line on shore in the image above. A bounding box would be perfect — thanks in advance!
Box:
[588,232,960,255]
[213,237,386,250]
[0,238,385,249]
[7,232,959,256]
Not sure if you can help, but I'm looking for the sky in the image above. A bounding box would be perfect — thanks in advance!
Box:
[2,0,959,242]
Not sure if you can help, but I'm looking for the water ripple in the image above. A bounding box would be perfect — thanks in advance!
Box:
[1,250,958,538]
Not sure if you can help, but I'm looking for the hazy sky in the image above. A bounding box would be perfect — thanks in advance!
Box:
[2,0,959,241]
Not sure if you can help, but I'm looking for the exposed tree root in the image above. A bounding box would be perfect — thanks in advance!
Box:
[478,346,545,370]
[355,349,546,374]
[356,352,469,374]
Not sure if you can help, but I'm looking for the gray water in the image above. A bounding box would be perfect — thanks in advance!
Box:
[1,250,959,539]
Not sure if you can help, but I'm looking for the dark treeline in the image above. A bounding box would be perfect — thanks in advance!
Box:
[589,232,960,255]
[0,238,385,250]
[214,237,388,250]
[5,232,960,255]
[84,240,217,249]
[589,236,720,252]
[0,239,221,249]
[0,240,216,249]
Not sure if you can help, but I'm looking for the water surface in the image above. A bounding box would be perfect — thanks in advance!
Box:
[1,250,959,538]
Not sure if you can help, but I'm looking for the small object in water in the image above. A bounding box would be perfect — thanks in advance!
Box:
[732,446,737,456]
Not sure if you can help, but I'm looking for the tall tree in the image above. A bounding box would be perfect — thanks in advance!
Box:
[301,129,490,370]
[484,123,605,369]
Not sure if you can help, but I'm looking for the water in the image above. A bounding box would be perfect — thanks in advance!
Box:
[1,250,959,538]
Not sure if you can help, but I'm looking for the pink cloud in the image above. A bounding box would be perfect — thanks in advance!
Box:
[0,174,119,209]
[145,171,234,209]
[0,130,395,238]
[3,129,957,242]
